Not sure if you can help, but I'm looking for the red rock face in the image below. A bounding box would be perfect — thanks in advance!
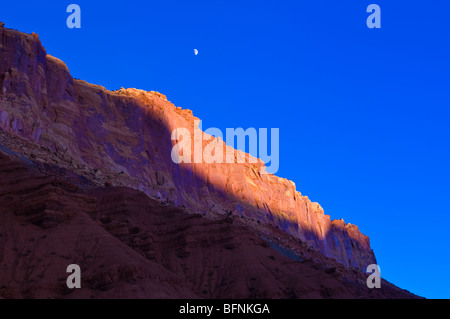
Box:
[0,25,375,273]
[0,147,417,298]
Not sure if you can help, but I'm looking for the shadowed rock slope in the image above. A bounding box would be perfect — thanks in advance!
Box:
[0,141,417,298]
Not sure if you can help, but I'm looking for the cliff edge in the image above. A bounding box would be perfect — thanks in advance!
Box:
[0,25,375,271]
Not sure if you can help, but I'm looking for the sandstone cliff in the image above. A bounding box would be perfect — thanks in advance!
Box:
[0,25,375,271]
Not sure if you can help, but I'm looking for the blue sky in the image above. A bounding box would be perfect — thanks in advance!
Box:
[2,0,450,298]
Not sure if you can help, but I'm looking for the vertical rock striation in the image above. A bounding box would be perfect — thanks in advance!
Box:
[0,25,375,270]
